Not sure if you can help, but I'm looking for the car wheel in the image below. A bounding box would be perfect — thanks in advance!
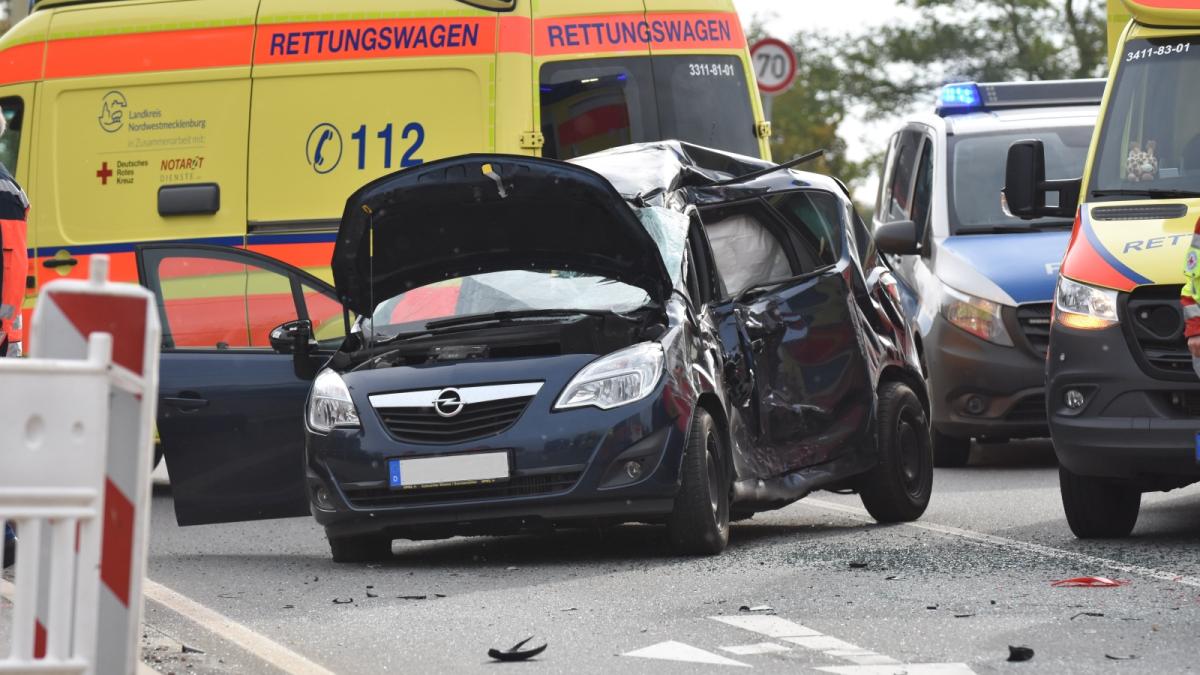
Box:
[327,532,394,563]
[859,382,933,523]
[932,429,971,468]
[667,408,730,555]
[1059,466,1140,538]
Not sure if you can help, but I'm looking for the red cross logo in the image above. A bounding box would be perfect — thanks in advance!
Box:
[96,162,113,185]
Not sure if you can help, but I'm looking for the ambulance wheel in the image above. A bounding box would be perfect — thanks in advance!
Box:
[667,408,730,555]
[859,382,932,523]
[1059,467,1140,539]
[932,429,971,468]
[328,532,394,563]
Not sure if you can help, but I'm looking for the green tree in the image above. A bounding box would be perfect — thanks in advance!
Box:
[838,0,1108,119]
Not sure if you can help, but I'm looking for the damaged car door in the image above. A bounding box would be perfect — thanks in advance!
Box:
[136,244,344,525]
[702,190,875,476]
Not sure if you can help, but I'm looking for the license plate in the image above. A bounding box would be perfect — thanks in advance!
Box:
[388,452,510,489]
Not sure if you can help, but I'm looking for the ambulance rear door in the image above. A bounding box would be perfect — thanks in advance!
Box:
[247,0,501,261]
[533,0,654,160]
[37,0,255,284]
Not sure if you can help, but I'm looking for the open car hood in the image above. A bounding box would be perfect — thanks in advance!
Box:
[333,154,674,316]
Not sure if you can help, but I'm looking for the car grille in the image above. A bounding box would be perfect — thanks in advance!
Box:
[1169,391,1200,417]
[1123,285,1192,379]
[341,472,582,508]
[1015,303,1052,358]
[1005,394,1046,422]
[376,396,534,444]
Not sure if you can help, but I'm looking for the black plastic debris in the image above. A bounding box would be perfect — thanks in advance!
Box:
[181,645,204,654]
[954,613,974,619]
[1008,646,1034,662]
[849,561,869,569]
[282,605,295,609]
[1070,612,1104,621]
[398,595,428,600]
[366,590,378,598]
[885,575,902,581]
[738,605,773,613]
[1105,654,1138,661]
[488,637,547,662]
[332,597,353,604]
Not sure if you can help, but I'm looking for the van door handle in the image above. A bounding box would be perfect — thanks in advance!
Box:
[43,257,78,269]
[163,394,209,411]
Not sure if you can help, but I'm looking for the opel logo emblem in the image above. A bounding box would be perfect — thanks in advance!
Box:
[433,388,465,418]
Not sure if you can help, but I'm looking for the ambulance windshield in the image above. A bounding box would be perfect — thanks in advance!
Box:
[950,127,1092,233]
[1090,36,1200,200]
[539,55,759,160]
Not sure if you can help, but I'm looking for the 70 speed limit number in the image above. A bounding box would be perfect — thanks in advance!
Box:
[750,37,798,95]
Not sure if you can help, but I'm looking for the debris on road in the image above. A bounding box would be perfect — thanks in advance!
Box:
[332,597,353,604]
[849,561,869,569]
[738,605,773,613]
[1007,646,1035,662]
[1106,654,1139,661]
[885,575,902,581]
[1052,577,1126,588]
[954,613,974,618]
[398,595,428,600]
[181,644,204,654]
[282,604,295,609]
[488,636,548,662]
[1070,612,1105,620]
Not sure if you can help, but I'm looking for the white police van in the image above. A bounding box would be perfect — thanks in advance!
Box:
[872,80,1103,466]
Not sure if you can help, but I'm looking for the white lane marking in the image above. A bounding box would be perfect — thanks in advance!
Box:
[623,640,751,667]
[721,643,791,656]
[817,664,978,675]
[144,579,336,675]
[804,498,1200,588]
[783,636,864,652]
[711,615,821,638]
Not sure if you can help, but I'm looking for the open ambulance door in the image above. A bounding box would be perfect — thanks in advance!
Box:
[135,243,345,526]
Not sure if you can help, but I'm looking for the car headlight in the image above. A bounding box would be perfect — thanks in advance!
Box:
[940,286,1013,346]
[555,342,664,410]
[307,369,360,433]
[1055,277,1119,330]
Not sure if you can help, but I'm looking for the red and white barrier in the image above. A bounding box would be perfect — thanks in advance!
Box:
[1,255,160,674]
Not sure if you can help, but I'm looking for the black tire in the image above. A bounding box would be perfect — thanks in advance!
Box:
[328,532,394,563]
[1059,466,1140,538]
[932,429,971,468]
[859,382,933,523]
[667,408,730,555]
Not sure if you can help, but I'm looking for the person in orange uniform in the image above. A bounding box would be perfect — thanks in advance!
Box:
[0,105,29,358]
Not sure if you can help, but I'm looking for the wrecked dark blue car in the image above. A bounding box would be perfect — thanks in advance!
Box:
[146,142,932,561]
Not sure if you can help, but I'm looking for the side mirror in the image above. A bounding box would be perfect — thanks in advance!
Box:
[269,319,313,355]
[874,220,921,256]
[1004,139,1081,220]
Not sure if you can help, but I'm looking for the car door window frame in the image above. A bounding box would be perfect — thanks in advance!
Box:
[135,243,344,352]
[909,136,935,251]
[883,129,923,224]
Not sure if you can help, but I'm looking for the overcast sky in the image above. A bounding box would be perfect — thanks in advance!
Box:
[733,1,916,202]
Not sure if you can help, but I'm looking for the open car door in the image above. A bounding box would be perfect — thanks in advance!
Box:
[135,244,345,525]
[701,189,875,475]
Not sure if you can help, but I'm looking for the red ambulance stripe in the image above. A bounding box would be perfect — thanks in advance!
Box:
[99,479,135,607]
[534,12,745,56]
[1061,224,1139,292]
[44,25,254,79]
[1128,0,1200,7]
[48,292,148,375]
[0,42,44,86]
[497,15,532,54]
[255,18,496,64]
[34,620,46,658]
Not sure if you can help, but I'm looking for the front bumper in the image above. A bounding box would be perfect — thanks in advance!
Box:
[926,314,1048,440]
[305,387,691,539]
[1048,323,1200,487]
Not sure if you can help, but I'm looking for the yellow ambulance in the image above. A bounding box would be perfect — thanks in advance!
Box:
[1005,0,1200,538]
[0,0,769,330]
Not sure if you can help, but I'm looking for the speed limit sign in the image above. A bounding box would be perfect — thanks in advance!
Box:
[750,37,797,95]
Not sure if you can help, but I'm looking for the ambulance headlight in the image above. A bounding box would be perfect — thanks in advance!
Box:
[307,369,360,433]
[1055,277,1119,330]
[940,286,1013,346]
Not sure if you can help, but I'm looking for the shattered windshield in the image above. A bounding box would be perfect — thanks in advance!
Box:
[365,205,688,338]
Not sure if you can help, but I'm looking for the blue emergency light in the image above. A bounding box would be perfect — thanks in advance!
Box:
[938,83,983,113]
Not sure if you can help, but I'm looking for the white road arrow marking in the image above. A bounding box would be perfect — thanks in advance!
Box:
[720,643,791,656]
[623,640,751,667]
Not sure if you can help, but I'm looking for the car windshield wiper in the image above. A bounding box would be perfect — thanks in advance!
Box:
[423,309,610,332]
[1091,188,1200,199]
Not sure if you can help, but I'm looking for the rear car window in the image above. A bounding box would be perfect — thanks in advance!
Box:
[0,97,23,173]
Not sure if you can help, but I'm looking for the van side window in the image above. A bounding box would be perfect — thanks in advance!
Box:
[766,190,843,270]
[0,97,24,173]
[909,138,934,239]
[885,131,921,222]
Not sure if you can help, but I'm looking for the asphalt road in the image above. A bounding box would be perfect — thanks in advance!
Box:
[125,441,1200,674]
